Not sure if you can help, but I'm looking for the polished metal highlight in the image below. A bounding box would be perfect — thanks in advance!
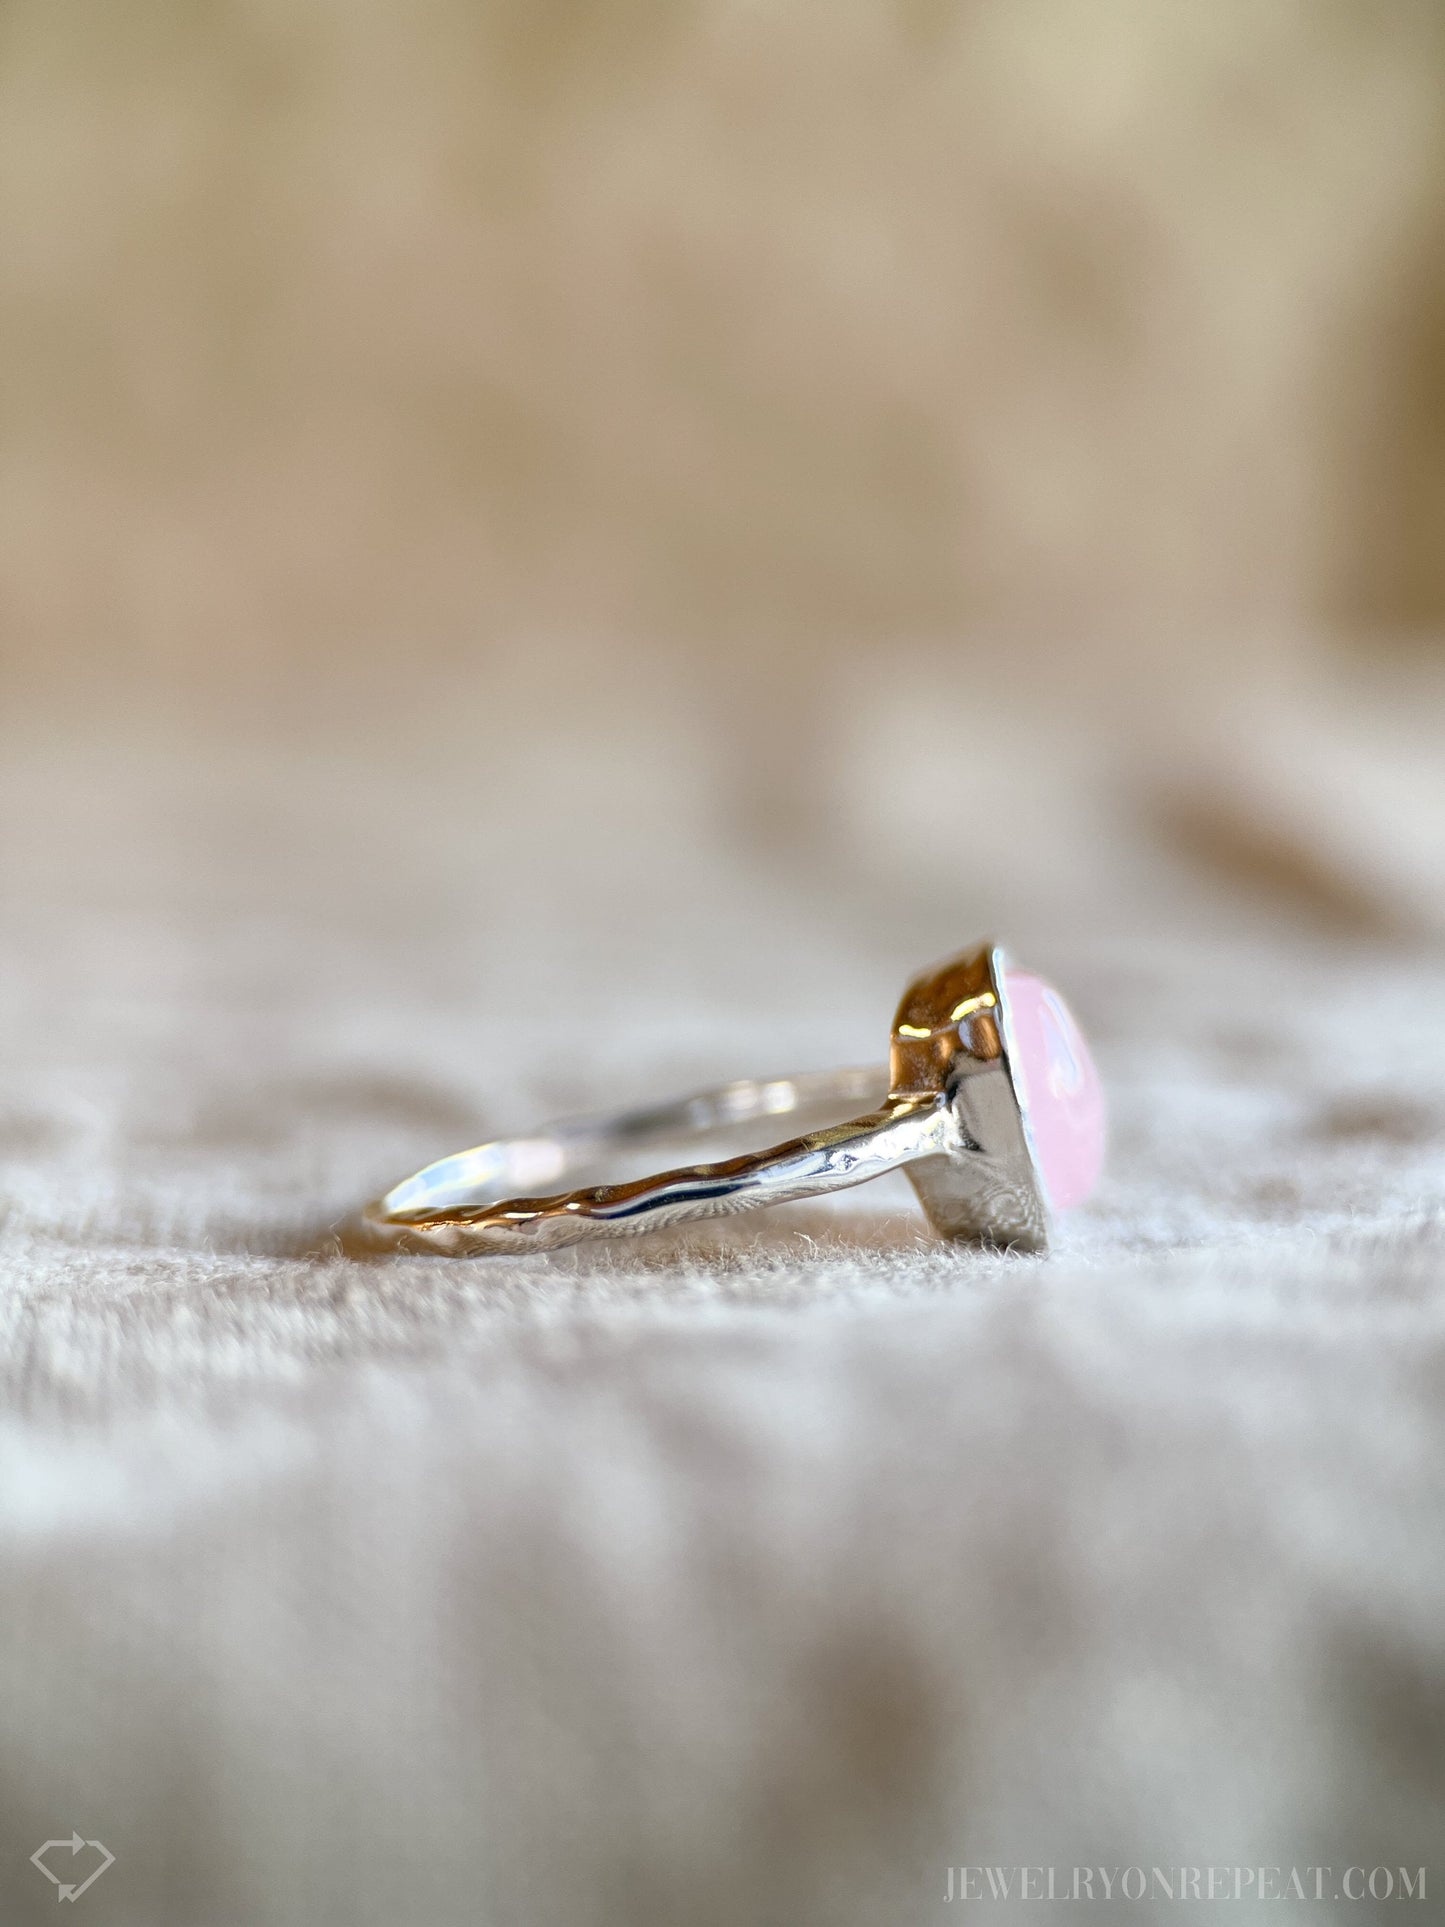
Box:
[361,943,1053,1256]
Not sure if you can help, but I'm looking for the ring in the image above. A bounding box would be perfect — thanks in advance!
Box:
[360,942,1105,1257]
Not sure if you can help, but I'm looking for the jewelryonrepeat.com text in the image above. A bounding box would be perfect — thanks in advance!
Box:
[944,1867,1427,1904]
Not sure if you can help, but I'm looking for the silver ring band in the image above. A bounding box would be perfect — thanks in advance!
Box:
[358,1064,956,1255]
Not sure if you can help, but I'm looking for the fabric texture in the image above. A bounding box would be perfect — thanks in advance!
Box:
[0,668,1442,1925]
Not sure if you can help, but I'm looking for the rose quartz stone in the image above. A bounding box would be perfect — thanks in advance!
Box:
[1003,970,1106,1213]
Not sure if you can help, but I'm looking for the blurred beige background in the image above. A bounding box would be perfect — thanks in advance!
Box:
[3,0,1444,705]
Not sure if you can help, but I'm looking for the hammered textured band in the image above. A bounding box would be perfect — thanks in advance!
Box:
[360,943,1105,1257]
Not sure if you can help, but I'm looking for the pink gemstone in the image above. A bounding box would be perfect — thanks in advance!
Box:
[1003,970,1106,1213]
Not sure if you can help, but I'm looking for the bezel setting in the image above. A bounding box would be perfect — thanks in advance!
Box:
[890,942,1058,1253]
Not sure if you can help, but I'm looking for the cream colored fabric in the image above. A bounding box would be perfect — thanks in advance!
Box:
[1,670,1441,1925]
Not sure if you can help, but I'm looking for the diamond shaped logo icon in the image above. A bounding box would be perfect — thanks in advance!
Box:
[30,1832,115,1903]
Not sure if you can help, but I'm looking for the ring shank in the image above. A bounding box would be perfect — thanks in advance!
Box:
[359,1065,952,1256]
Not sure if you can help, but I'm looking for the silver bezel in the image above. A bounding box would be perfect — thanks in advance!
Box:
[891,942,1053,1253]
